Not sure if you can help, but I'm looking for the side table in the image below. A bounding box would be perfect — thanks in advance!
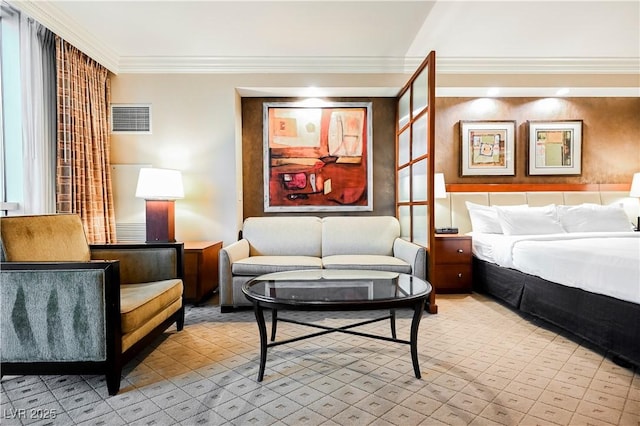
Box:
[183,241,223,305]
[433,234,472,293]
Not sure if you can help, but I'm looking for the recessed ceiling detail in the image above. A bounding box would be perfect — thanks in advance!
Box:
[10,0,639,97]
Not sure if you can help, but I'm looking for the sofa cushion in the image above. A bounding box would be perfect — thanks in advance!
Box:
[1,214,90,262]
[322,255,412,274]
[232,256,322,276]
[322,216,399,257]
[120,279,183,334]
[243,216,322,257]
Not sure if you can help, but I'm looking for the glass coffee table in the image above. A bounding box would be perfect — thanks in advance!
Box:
[242,269,432,382]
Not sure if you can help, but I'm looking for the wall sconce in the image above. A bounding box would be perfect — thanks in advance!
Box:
[630,172,640,230]
[434,173,447,199]
[135,168,184,243]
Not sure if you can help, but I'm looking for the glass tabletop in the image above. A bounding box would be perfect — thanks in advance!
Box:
[243,269,431,304]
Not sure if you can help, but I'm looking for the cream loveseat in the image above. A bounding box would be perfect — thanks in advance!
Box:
[219,216,426,312]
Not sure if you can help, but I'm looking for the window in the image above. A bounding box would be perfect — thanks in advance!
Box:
[0,2,23,215]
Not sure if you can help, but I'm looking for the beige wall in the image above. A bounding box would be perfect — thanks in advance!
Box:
[110,74,242,246]
[435,97,640,184]
[109,73,406,245]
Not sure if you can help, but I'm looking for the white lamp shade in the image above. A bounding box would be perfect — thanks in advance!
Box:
[135,168,184,200]
[434,173,447,199]
[630,173,640,197]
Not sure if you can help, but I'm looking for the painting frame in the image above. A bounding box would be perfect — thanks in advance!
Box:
[527,120,582,176]
[460,120,516,176]
[263,101,373,212]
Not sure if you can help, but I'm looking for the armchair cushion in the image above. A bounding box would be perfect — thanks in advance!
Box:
[120,279,183,334]
[0,214,90,261]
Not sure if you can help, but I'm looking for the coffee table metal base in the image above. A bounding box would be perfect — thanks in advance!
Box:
[251,301,425,382]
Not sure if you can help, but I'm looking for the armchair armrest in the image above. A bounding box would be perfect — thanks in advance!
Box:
[0,261,121,363]
[393,238,427,280]
[90,242,184,284]
[219,239,250,307]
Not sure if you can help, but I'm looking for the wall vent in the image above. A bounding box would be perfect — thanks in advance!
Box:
[115,223,146,242]
[111,104,151,133]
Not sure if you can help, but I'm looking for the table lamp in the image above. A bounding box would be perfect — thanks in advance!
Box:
[630,172,640,231]
[135,168,184,243]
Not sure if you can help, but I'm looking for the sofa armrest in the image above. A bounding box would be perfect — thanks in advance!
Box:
[393,238,427,280]
[0,261,121,362]
[219,239,250,307]
[221,239,250,263]
[90,243,184,285]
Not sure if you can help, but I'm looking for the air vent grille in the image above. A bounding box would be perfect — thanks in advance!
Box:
[115,223,146,242]
[111,104,151,133]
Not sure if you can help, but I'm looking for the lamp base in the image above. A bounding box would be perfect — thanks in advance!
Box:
[145,200,176,243]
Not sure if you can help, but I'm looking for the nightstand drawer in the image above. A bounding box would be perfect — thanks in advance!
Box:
[433,264,472,292]
[434,238,472,264]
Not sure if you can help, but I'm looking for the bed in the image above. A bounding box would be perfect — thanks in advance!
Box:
[435,186,640,367]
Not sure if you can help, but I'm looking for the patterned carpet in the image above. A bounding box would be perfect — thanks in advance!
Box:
[1,293,639,425]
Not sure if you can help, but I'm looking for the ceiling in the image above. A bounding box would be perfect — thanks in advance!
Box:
[10,0,640,97]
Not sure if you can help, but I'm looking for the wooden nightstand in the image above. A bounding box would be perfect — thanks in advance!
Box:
[183,241,223,304]
[432,234,472,293]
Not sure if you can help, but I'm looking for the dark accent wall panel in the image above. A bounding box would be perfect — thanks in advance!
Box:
[241,97,396,219]
[435,97,640,184]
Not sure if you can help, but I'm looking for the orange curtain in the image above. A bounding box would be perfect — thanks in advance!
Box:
[55,37,116,243]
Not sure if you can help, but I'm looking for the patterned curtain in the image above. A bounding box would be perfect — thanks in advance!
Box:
[55,37,116,243]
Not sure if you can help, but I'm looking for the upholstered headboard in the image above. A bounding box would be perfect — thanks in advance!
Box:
[436,185,638,234]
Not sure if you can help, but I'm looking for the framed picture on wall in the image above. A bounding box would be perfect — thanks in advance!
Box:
[527,120,582,175]
[460,120,516,176]
[263,101,373,212]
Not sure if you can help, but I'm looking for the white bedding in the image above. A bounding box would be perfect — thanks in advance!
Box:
[471,232,640,304]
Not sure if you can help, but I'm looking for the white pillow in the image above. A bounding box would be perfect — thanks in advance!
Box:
[466,202,502,233]
[496,204,565,235]
[557,203,633,232]
[465,202,527,234]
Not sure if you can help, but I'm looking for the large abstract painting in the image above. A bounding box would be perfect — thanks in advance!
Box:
[263,102,373,212]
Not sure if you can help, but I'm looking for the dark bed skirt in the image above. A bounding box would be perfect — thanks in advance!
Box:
[473,257,640,368]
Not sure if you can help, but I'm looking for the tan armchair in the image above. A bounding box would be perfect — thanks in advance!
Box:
[0,214,184,395]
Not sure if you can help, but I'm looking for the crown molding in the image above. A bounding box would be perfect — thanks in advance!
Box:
[236,86,640,98]
[8,0,120,72]
[432,57,640,75]
[118,55,640,75]
[117,56,411,74]
[435,87,640,97]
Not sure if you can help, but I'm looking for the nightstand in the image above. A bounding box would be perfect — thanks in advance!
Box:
[183,241,223,304]
[432,234,472,293]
